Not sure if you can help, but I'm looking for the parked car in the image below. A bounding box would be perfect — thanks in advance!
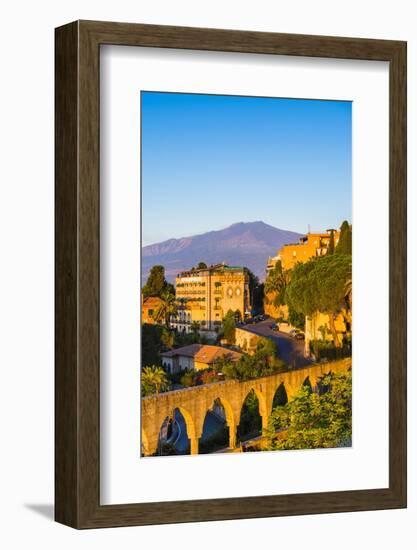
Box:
[270,323,279,332]
[289,329,297,337]
[294,332,305,340]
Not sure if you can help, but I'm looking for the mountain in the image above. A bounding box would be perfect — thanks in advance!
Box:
[142,221,303,284]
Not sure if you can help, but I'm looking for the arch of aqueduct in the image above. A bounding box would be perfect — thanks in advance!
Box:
[141,358,351,456]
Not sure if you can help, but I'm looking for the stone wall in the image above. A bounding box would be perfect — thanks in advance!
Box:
[235,327,262,354]
[304,310,348,355]
[263,295,288,320]
[141,358,351,456]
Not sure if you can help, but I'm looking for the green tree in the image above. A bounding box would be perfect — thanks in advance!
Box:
[264,261,289,308]
[288,306,305,330]
[141,324,164,366]
[265,369,352,450]
[336,220,352,255]
[198,369,218,385]
[160,327,175,350]
[142,265,174,298]
[285,254,352,347]
[141,365,169,396]
[197,262,207,269]
[153,290,178,327]
[179,369,196,387]
[223,309,236,345]
[344,278,352,311]
[190,321,200,340]
[327,230,335,255]
[222,342,285,381]
[212,353,235,373]
[244,268,264,315]
[238,389,262,441]
[255,337,278,362]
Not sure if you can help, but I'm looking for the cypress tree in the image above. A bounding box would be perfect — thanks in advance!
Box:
[327,230,335,255]
[223,309,236,345]
[142,265,174,297]
[335,220,352,255]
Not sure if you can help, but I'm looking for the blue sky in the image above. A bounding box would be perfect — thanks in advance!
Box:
[141,92,352,246]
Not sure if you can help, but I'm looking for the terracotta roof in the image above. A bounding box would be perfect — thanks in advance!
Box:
[161,344,242,364]
[142,296,163,308]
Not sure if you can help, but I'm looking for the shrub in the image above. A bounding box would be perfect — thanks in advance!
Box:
[310,339,351,361]
[179,369,197,387]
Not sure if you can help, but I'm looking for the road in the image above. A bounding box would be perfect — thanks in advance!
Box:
[163,318,311,454]
[241,318,312,369]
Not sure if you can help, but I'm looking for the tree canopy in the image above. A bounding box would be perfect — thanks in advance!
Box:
[141,324,165,366]
[223,309,236,345]
[141,365,169,396]
[335,220,352,255]
[264,260,288,308]
[153,291,178,327]
[285,254,352,345]
[245,268,264,315]
[142,265,174,298]
[327,229,335,255]
[222,337,284,381]
[265,369,352,450]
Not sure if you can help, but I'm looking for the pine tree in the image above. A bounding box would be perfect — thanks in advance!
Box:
[335,220,352,255]
[285,254,352,347]
[142,265,174,297]
[223,309,236,345]
[327,230,335,255]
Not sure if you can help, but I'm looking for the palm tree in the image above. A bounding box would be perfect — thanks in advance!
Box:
[154,291,178,327]
[265,261,290,307]
[141,365,168,396]
[191,321,200,338]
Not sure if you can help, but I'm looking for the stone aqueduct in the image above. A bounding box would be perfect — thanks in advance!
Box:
[141,358,351,455]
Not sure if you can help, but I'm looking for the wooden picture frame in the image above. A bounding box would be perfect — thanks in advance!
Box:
[55,20,407,528]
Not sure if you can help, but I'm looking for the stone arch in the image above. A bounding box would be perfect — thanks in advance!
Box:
[204,395,238,450]
[302,375,315,391]
[141,426,150,456]
[238,387,265,442]
[272,382,288,409]
[244,386,268,420]
[308,374,319,392]
[176,405,199,455]
[283,381,300,401]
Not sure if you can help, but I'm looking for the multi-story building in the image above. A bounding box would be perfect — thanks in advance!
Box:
[171,264,250,334]
[264,228,348,355]
[267,229,340,272]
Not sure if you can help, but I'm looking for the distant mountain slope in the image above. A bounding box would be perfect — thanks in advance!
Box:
[142,221,302,283]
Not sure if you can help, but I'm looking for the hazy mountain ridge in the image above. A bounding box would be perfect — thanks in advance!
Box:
[142,221,303,283]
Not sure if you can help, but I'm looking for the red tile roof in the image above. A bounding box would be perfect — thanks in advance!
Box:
[161,344,242,364]
[142,296,163,308]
